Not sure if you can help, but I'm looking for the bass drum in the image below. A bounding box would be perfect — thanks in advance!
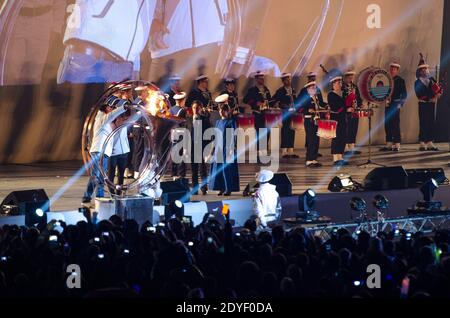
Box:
[357,67,393,104]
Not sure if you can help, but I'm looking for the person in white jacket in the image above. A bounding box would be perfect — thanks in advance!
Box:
[58,0,156,83]
[107,110,131,194]
[252,170,282,229]
[82,97,128,203]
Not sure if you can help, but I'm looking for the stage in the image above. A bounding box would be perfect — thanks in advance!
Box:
[1,143,449,215]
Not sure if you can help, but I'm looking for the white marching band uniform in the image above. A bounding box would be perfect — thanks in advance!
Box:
[252,170,282,228]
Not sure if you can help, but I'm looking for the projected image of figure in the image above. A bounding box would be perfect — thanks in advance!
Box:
[148,0,281,81]
[57,0,157,84]
[0,0,66,85]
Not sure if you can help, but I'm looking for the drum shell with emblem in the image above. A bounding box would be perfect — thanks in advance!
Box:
[357,67,393,103]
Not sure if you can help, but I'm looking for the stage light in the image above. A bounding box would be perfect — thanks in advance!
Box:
[0,205,19,215]
[298,189,316,212]
[328,174,356,192]
[25,206,47,227]
[420,178,438,202]
[373,194,389,210]
[164,200,184,220]
[297,189,319,221]
[353,281,362,287]
[350,197,367,212]
[408,178,443,214]
[35,208,44,217]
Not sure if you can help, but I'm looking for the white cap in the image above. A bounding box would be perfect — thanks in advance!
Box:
[214,94,229,103]
[304,81,316,88]
[344,70,356,76]
[224,78,236,84]
[330,76,342,83]
[134,85,148,91]
[390,62,401,69]
[281,72,292,79]
[256,170,274,183]
[173,92,186,100]
[195,74,208,81]
[254,71,265,78]
[169,74,181,81]
[417,63,429,70]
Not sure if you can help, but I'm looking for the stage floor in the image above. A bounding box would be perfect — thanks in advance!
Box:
[1,143,449,212]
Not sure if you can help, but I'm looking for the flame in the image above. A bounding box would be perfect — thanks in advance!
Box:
[145,89,170,116]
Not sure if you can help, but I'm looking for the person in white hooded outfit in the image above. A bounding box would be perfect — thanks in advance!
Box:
[252,169,282,229]
[82,97,128,203]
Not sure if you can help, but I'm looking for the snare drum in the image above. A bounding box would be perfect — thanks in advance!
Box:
[264,109,283,128]
[290,112,304,130]
[316,120,337,139]
[352,109,373,118]
[236,114,255,130]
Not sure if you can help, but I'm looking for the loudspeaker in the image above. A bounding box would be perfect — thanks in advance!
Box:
[243,173,292,197]
[269,173,292,197]
[363,166,409,191]
[406,168,448,187]
[243,181,259,197]
[159,178,190,205]
[1,189,49,215]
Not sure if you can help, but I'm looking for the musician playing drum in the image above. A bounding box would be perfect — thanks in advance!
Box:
[186,74,213,119]
[243,71,272,154]
[414,55,442,151]
[273,72,298,159]
[380,62,407,152]
[342,70,363,155]
[299,81,326,167]
[328,75,349,166]
[220,78,240,114]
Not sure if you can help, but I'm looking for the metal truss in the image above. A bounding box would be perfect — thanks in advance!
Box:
[288,212,450,240]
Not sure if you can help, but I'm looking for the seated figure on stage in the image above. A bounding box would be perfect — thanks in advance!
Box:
[414,55,442,151]
[208,101,240,196]
[342,70,363,155]
[298,81,326,168]
[252,169,282,230]
[327,74,349,166]
[82,97,129,203]
[380,62,407,152]
[273,72,298,159]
